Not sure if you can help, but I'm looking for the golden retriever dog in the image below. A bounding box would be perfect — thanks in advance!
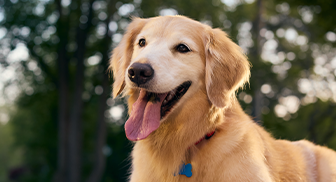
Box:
[110,15,336,182]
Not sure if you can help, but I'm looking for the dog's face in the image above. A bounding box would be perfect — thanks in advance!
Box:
[127,17,205,94]
[111,16,250,141]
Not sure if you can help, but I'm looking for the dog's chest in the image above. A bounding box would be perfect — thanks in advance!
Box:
[130,144,273,182]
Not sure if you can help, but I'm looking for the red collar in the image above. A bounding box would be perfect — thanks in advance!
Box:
[194,130,216,145]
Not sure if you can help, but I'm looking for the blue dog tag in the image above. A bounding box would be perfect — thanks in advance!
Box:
[179,163,192,177]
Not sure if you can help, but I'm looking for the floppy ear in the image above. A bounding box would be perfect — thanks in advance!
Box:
[205,28,251,108]
[109,18,147,98]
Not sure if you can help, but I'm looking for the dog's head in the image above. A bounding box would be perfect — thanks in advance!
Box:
[110,16,250,141]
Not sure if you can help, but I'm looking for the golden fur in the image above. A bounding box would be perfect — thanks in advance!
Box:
[110,15,336,182]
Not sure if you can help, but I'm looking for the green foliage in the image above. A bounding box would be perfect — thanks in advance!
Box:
[0,122,23,182]
[263,101,336,150]
[8,90,58,181]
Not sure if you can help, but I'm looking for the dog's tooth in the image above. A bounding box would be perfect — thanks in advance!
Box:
[167,94,173,101]
[170,93,175,100]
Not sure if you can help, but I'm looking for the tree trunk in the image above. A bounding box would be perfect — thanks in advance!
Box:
[86,71,109,182]
[252,0,264,122]
[68,1,95,181]
[56,53,69,182]
[87,3,114,180]
[53,0,70,181]
[253,90,263,122]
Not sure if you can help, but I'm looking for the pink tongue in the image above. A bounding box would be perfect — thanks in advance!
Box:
[125,89,168,141]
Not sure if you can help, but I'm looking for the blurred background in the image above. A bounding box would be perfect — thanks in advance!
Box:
[0,0,335,181]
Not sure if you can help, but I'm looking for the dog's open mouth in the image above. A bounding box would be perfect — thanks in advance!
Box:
[161,81,192,118]
[124,81,192,141]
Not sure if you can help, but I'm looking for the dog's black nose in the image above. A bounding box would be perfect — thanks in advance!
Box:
[128,63,154,85]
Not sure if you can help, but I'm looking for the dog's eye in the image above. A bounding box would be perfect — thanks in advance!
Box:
[176,44,191,53]
[138,38,146,47]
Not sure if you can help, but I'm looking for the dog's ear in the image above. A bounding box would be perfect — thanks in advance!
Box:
[110,18,147,98]
[205,28,251,108]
